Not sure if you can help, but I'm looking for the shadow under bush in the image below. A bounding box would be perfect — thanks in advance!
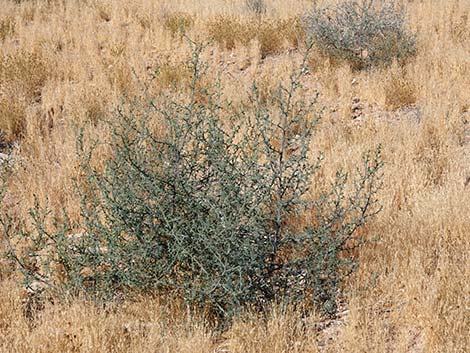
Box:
[1,43,383,326]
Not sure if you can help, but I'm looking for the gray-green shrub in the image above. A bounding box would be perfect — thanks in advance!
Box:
[1,43,383,325]
[306,0,416,69]
[246,0,267,15]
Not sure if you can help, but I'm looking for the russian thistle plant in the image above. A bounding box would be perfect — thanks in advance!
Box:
[2,42,382,325]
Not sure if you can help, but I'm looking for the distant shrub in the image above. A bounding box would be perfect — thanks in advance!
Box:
[245,0,267,15]
[305,0,416,70]
[2,44,382,326]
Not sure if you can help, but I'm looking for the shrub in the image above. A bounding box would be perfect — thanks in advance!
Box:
[2,43,382,325]
[245,0,267,15]
[305,0,416,70]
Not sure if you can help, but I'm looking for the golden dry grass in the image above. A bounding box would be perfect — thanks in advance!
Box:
[0,0,469,352]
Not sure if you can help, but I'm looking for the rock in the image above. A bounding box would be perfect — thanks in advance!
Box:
[67,232,85,241]
[25,280,47,295]
[123,321,159,335]
[0,153,9,163]
[21,280,49,320]
[351,97,363,120]
[238,58,251,71]
[67,232,108,254]
[464,176,470,187]
[0,152,21,168]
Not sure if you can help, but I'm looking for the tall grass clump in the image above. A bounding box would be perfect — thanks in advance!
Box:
[206,16,251,51]
[2,44,382,326]
[0,51,49,143]
[206,16,305,58]
[306,0,416,70]
[0,17,15,41]
[385,71,417,111]
[163,12,194,38]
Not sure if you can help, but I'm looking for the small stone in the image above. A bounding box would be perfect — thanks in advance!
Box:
[25,280,47,295]
[0,153,15,168]
[68,232,85,241]
[80,267,93,278]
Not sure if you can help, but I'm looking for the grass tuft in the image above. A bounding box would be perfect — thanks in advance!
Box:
[0,17,15,41]
[163,11,194,38]
[207,16,306,58]
[0,51,49,143]
[385,69,417,111]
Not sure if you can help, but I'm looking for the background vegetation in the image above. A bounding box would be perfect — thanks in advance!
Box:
[0,0,468,352]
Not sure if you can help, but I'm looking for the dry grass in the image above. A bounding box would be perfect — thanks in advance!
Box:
[206,15,305,57]
[0,0,469,352]
[0,16,15,41]
[162,11,194,38]
[384,67,418,111]
[0,50,50,143]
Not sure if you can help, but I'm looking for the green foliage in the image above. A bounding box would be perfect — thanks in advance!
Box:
[306,0,416,70]
[1,43,382,325]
